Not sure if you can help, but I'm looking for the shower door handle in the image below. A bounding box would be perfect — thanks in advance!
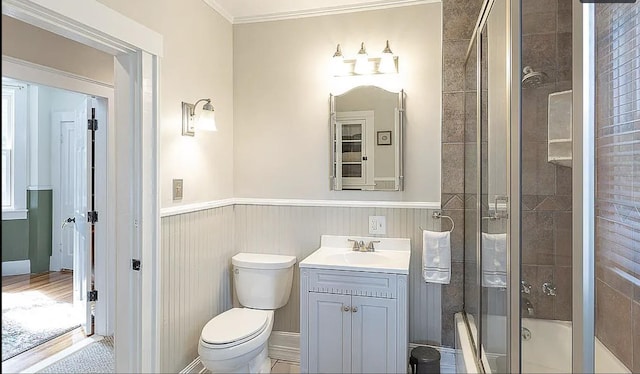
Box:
[493,195,509,219]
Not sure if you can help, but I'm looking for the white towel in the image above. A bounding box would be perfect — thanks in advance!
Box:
[422,230,451,284]
[481,232,507,288]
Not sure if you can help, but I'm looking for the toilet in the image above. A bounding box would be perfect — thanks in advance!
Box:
[198,253,296,373]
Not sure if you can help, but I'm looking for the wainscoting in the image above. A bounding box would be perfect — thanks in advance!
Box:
[159,205,235,372]
[160,201,445,372]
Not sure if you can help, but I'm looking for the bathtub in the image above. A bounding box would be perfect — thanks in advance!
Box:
[455,313,631,373]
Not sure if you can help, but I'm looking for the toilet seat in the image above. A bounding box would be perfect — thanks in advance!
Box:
[200,308,271,349]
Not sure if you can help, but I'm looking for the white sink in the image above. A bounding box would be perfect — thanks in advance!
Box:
[299,235,411,274]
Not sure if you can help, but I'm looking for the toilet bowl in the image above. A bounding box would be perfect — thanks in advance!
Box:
[198,308,274,373]
[198,253,296,373]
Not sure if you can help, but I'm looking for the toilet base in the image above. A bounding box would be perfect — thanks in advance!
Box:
[202,346,271,373]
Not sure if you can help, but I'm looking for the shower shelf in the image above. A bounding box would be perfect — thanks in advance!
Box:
[547,90,573,168]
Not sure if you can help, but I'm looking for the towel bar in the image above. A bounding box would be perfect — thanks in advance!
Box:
[419,211,455,233]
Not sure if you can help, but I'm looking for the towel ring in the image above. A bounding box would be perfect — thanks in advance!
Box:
[419,211,455,233]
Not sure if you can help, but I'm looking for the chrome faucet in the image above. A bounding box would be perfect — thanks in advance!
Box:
[347,239,379,252]
[522,297,535,316]
[366,240,380,252]
[521,280,532,294]
[348,239,365,251]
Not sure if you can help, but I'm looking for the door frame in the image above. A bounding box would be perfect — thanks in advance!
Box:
[1,1,162,371]
[4,56,114,338]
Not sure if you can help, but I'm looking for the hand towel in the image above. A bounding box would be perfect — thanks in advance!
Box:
[481,232,507,288]
[422,230,451,284]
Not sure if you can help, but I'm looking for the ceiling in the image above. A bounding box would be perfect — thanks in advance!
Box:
[204,0,438,24]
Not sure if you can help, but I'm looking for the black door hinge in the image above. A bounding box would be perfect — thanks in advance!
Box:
[87,118,98,131]
[88,290,98,301]
[88,211,98,223]
[132,259,141,271]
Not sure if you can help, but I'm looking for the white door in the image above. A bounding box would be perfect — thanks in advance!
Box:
[55,98,93,335]
[308,292,351,373]
[58,113,77,270]
[73,98,93,335]
[351,296,397,373]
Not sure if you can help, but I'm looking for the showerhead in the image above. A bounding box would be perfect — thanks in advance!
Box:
[521,66,548,88]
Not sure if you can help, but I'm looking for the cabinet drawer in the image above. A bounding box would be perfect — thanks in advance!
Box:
[307,268,397,299]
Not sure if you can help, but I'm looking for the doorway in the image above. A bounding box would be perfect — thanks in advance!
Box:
[1,77,111,371]
[2,1,162,371]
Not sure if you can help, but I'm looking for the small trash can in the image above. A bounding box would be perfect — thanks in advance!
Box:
[409,346,441,374]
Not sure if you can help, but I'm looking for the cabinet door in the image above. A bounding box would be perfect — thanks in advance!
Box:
[308,292,352,373]
[351,296,397,373]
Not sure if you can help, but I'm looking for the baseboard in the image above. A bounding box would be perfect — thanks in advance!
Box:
[2,260,31,276]
[179,356,205,374]
[268,331,300,363]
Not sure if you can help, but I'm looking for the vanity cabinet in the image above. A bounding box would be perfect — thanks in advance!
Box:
[300,268,408,373]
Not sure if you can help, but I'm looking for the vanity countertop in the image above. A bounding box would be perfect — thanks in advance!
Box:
[299,235,411,274]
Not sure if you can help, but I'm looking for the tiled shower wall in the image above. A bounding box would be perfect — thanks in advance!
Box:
[594,3,640,372]
[441,0,483,347]
[520,0,573,321]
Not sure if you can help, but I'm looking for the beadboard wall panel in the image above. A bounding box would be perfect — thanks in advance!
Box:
[234,204,443,344]
[159,205,235,373]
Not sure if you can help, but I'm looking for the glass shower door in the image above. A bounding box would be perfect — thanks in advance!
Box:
[479,0,510,371]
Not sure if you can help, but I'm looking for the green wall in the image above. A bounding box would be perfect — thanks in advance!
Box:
[1,189,52,273]
[28,189,53,273]
[1,219,29,261]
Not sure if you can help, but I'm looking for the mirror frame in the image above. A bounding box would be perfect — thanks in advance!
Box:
[329,86,405,191]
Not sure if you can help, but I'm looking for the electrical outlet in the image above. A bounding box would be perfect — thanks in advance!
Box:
[369,215,386,235]
[173,179,183,200]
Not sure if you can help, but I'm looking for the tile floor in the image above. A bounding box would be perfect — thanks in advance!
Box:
[191,346,455,373]
[270,359,300,373]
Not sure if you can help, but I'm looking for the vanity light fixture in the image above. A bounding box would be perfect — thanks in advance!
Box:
[182,98,217,136]
[354,42,370,75]
[332,44,345,75]
[331,40,398,76]
[379,40,396,74]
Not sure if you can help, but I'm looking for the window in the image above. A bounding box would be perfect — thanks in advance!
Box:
[2,82,27,219]
[2,88,15,208]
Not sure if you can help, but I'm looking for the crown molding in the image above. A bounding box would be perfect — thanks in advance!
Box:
[201,0,439,25]
[201,0,234,23]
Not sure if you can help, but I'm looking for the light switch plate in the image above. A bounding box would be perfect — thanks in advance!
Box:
[173,179,183,200]
[369,215,386,235]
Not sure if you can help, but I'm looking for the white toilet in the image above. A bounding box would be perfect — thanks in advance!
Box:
[198,253,296,373]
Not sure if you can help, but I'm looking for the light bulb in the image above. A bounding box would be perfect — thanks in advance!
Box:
[198,103,217,131]
[331,44,345,76]
[354,42,370,75]
[379,40,396,74]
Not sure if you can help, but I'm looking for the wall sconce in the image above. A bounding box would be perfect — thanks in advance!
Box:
[331,40,398,77]
[182,98,217,136]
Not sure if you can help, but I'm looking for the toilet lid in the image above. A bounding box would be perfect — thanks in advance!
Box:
[201,308,269,345]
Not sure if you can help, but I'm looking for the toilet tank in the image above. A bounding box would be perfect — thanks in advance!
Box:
[232,253,296,310]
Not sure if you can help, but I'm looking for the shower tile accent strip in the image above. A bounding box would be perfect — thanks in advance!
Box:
[594,3,640,372]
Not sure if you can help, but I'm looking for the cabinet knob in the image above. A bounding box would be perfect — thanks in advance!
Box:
[351,306,358,313]
[343,305,350,312]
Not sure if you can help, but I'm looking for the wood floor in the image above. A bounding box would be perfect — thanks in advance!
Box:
[2,271,86,373]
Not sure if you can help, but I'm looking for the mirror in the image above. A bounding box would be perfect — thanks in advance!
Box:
[330,86,404,191]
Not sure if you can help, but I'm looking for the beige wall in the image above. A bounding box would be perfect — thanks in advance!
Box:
[2,15,114,83]
[233,4,442,202]
[97,0,235,207]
